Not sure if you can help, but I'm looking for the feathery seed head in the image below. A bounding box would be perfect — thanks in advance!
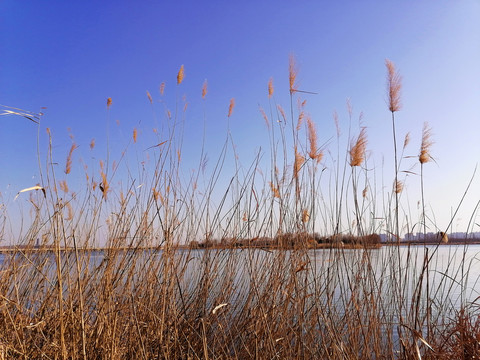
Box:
[268,77,274,98]
[394,180,403,194]
[302,209,310,223]
[403,132,411,149]
[362,186,368,198]
[307,116,322,163]
[228,98,235,118]
[293,146,305,179]
[202,79,208,99]
[177,65,185,85]
[385,59,402,112]
[277,105,286,122]
[289,54,298,94]
[259,107,269,129]
[160,82,165,96]
[107,97,112,108]
[269,181,280,198]
[65,143,78,174]
[133,128,138,143]
[146,91,153,104]
[333,110,341,137]
[419,122,433,164]
[349,127,368,167]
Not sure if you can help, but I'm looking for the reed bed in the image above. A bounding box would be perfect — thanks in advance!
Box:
[0,60,479,359]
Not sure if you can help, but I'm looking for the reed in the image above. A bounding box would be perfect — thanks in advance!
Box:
[0,59,478,360]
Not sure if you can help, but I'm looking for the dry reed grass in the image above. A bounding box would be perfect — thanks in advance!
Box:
[1,58,478,360]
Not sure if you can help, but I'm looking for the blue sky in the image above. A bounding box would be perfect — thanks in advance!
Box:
[1,1,480,238]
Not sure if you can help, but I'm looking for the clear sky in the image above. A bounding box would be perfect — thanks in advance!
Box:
[1,1,480,238]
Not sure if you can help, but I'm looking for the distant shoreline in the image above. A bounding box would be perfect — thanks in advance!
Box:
[1,239,480,254]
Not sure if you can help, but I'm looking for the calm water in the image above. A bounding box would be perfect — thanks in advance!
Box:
[1,244,479,312]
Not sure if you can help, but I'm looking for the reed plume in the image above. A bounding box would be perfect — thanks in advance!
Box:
[289,54,298,94]
[160,82,165,96]
[268,77,274,98]
[89,139,95,150]
[228,98,235,118]
[65,143,78,174]
[307,115,322,163]
[59,180,69,193]
[301,209,310,223]
[259,107,269,128]
[333,110,341,137]
[349,127,367,167]
[99,160,109,200]
[296,111,305,131]
[133,128,138,143]
[106,97,112,108]
[403,132,411,149]
[146,91,153,104]
[269,181,280,198]
[202,80,208,99]
[419,122,433,164]
[362,186,368,198]
[177,65,185,85]
[386,59,402,112]
[277,104,286,122]
[293,146,305,179]
[394,180,403,194]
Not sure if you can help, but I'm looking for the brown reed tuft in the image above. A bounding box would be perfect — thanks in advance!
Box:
[385,59,402,112]
[65,143,78,174]
[259,107,269,128]
[268,77,274,98]
[349,127,368,167]
[269,181,280,198]
[133,128,138,143]
[419,122,433,164]
[146,91,153,104]
[362,186,368,198]
[202,79,208,99]
[160,82,165,96]
[394,180,403,194]
[228,98,235,118]
[333,110,341,137]
[403,132,411,149]
[89,138,95,150]
[296,111,305,131]
[177,65,185,85]
[107,97,112,108]
[277,104,286,122]
[301,209,310,223]
[307,116,323,163]
[293,146,305,179]
[289,54,298,94]
[99,160,109,200]
[65,202,73,221]
[59,180,69,193]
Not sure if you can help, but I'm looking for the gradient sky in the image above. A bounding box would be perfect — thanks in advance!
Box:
[1,1,480,238]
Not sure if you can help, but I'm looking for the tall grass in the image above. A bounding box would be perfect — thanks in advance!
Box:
[0,59,479,359]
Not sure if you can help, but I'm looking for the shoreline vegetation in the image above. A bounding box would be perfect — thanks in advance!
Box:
[1,58,480,359]
[3,233,480,253]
